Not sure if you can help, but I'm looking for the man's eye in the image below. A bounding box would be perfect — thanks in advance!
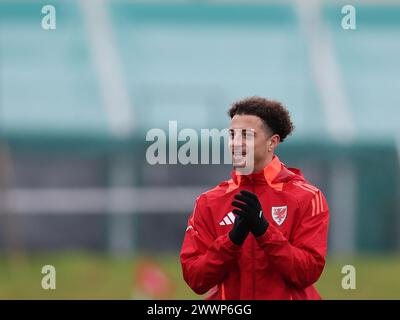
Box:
[245,132,255,140]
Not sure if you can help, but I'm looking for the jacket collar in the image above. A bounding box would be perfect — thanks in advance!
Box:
[231,155,282,186]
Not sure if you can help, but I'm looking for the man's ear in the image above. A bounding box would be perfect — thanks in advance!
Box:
[268,134,280,152]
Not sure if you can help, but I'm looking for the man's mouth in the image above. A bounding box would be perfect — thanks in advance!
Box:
[233,152,246,157]
[233,149,246,156]
[232,151,247,165]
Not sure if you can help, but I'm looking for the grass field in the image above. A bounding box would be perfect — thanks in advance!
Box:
[0,252,399,299]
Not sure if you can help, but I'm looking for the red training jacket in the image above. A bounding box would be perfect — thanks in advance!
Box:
[180,155,329,300]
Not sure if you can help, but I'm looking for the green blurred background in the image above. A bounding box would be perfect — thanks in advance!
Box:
[1,253,400,299]
[0,0,399,299]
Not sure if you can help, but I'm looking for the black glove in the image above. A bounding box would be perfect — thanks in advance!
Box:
[229,213,250,245]
[232,190,269,238]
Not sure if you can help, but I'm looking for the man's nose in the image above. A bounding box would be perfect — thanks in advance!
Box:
[231,142,246,153]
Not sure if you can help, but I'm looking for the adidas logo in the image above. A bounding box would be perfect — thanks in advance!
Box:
[219,212,236,226]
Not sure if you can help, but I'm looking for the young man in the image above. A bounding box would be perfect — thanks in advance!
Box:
[180,97,329,300]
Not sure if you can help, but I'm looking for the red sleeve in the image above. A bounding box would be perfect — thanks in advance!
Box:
[256,189,329,289]
[180,194,242,295]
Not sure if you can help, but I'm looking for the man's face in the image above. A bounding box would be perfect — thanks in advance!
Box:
[229,114,270,172]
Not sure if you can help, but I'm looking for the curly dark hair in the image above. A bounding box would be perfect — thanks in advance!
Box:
[228,96,294,142]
